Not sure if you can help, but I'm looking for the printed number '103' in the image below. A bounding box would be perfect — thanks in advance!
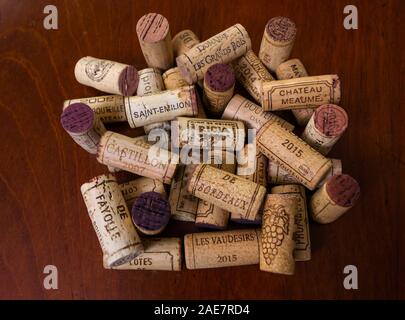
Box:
[281,139,303,158]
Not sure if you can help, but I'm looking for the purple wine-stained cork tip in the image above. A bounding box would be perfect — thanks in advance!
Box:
[266,16,297,42]
[132,192,171,231]
[136,13,169,43]
[314,104,348,137]
[326,174,360,207]
[204,63,235,92]
[118,66,139,96]
[61,103,94,134]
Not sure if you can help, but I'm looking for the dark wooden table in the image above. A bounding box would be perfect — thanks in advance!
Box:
[0,0,403,299]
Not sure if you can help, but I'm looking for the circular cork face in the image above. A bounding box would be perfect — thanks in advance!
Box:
[136,13,169,43]
[266,16,297,42]
[61,103,94,134]
[314,104,348,137]
[118,66,139,96]
[132,192,171,232]
[326,174,360,207]
[204,63,235,92]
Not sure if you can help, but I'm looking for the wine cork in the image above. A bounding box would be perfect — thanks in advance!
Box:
[310,174,360,224]
[97,131,177,184]
[162,67,188,90]
[203,63,235,117]
[222,94,294,132]
[119,177,166,209]
[235,145,267,225]
[257,121,332,190]
[271,185,311,261]
[74,56,139,96]
[61,103,106,154]
[317,159,342,187]
[124,86,198,128]
[184,229,260,269]
[63,95,126,123]
[106,237,181,271]
[301,104,348,155]
[261,74,341,111]
[231,50,274,104]
[80,174,143,267]
[276,58,308,79]
[136,68,165,96]
[135,68,170,134]
[268,158,342,188]
[259,17,296,73]
[131,192,171,235]
[106,136,146,173]
[176,24,251,84]
[169,165,199,222]
[260,194,297,274]
[276,59,314,126]
[237,145,268,187]
[172,29,200,57]
[136,13,174,70]
[172,117,245,151]
[187,164,266,222]
[195,151,236,229]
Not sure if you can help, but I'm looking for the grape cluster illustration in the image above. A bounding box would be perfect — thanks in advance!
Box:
[262,204,290,265]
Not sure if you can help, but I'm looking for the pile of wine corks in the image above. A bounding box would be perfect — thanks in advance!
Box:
[61,13,360,274]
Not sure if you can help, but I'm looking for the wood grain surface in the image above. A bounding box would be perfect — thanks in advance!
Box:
[0,0,403,299]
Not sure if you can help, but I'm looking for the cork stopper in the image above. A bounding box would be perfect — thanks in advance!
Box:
[314,104,348,137]
[61,103,94,134]
[204,63,235,92]
[136,13,169,43]
[325,174,360,207]
[131,191,171,235]
[118,66,140,97]
[188,86,199,116]
[266,16,296,42]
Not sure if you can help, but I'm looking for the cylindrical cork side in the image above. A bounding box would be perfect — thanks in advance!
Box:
[188,86,199,116]
[61,103,94,134]
[176,24,251,84]
[204,63,235,92]
[221,94,242,121]
[184,229,260,269]
[96,131,114,163]
[176,57,195,84]
[172,29,200,56]
[260,193,297,275]
[314,104,349,137]
[136,13,170,43]
[162,67,188,89]
[185,163,200,194]
[325,174,360,207]
[118,66,139,96]
[266,16,297,43]
[131,191,171,235]
[81,174,144,267]
[276,58,308,79]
